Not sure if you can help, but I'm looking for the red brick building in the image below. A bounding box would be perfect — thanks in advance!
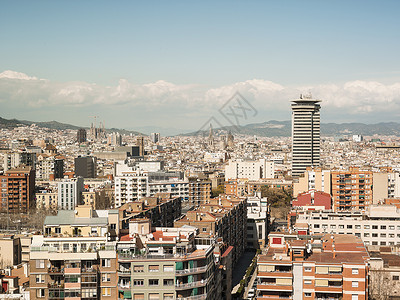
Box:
[0,166,35,213]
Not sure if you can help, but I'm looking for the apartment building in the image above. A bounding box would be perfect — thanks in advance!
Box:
[293,167,331,196]
[118,195,182,235]
[0,235,21,268]
[36,192,58,210]
[30,205,119,299]
[188,179,211,205]
[256,232,369,300]
[115,171,189,207]
[369,247,400,299]
[246,193,269,249]
[0,165,35,213]
[174,194,246,266]
[225,158,275,180]
[36,155,64,180]
[117,226,220,300]
[292,190,331,210]
[57,177,84,210]
[294,205,400,247]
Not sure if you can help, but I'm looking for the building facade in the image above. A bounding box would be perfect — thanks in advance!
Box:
[291,94,321,177]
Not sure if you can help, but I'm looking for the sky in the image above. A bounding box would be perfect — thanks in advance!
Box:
[1,0,400,134]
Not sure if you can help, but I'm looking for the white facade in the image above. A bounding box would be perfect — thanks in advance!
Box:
[225,158,275,180]
[246,192,268,248]
[57,177,84,210]
[388,173,400,198]
[114,171,189,207]
[115,160,163,176]
[295,205,400,247]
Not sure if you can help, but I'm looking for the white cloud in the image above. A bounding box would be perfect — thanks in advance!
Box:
[2,70,400,124]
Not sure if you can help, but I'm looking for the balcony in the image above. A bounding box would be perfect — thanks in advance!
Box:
[177,295,207,300]
[118,283,131,290]
[49,267,64,274]
[175,279,208,290]
[175,266,207,276]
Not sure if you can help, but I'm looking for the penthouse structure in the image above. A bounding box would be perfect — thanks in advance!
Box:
[291,94,321,177]
[256,232,369,300]
[246,192,269,249]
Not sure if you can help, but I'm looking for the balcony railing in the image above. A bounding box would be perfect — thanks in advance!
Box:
[175,279,208,290]
[175,266,207,275]
[177,294,207,300]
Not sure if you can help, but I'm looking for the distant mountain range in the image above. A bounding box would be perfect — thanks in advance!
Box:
[0,117,143,135]
[182,120,400,137]
[2,116,400,137]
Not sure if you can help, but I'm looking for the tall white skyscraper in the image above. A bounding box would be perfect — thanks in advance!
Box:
[291,94,321,177]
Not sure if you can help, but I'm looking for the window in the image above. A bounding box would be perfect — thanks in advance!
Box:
[389,225,395,230]
[102,288,111,296]
[364,225,370,229]
[133,295,144,300]
[304,267,312,272]
[133,280,144,286]
[381,225,386,230]
[163,294,174,300]
[364,233,370,237]
[134,265,144,272]
[305,293,312,297]
[202,227,207,232]
[102,259,111,268]
[352,281,359,287]
[347,225,352,229]
[352,268,359,274]
[63,243,69,251]
[163,265,174,272]
[149,294,160,300]
[314,224,320,228]
[149,279,159,286]
[163,279,174,286]
[355,225,361,229]
[102,273,110,282]
[36,260,45,269]
[372,225,378,229]
[330,225,336,229]
[393,276,399,281]
[149,265,159,272]
[389,233,395,238]
[339,225,344,229]
[304,279,312,284]
[372,233,378,237]
[55,227,61,234]
[65,275,79,283]
[36,274,45,283]
[36,289,45,298]
[381,233,386,237]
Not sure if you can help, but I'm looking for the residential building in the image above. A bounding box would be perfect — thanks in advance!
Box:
[174,194,247,266]
[331,167,373,211]
[293,167,331,196]
[256,232,369,299]
[369,247,400,299]
[246,192,269,249]
[0,165,35,213]
[294,205,400,247]
[291,94,321,177]
[36,154,64,180]
[225,158,275,180]
[57,177,84,210]
[150,132,160,143]
[0,235,21,268]
[188,179,211,205]
[36,191,58,210]
[117,226,220,300]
